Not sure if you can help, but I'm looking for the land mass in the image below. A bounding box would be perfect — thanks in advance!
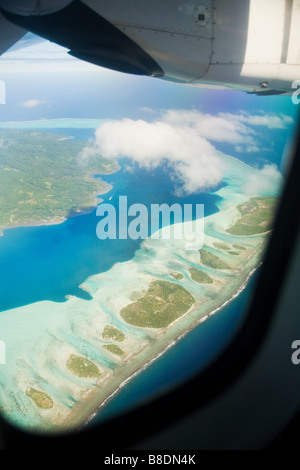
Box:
[120,280,195,328]
[227,196,277,236]
[0,150,279,433]
[0,129,118,228]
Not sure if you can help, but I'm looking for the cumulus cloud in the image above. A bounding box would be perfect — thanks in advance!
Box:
[244,164,283,196]
[92,118,224,194]
[236,112,294,129]
[235,144,260,154]
[21,99,48,108]
[162,109,293,150]
[139,107,159,115]
[162,109,257,146]
[79,109,291,195]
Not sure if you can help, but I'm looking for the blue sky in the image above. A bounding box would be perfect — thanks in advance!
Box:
[0,33,298,121]
[0,33,298,185]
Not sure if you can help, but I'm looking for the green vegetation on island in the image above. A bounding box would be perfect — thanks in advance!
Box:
[170,271,184,281]
[213,242,230,251]
[26,387,53,409]
[233,244,246,250]
[0,129,118,227]
[102,325,125,342]
[227,196,277,236]
[66,354,101,379]
[103,344,124,356]
[120,280,195,329]
[228,250,239,256]
[200,248,230,270]
[189,267,214,284]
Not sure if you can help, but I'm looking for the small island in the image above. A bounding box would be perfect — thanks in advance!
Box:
[170,271,184,281]
[66,354,101,379]
[213,242,231,251]
[103,344,124,357]
[189,267,214,284]
[200,248,231,270]
[102,325,125,342]
[233,244,246,250]
[120,280,195,328]
[26,387,53,410]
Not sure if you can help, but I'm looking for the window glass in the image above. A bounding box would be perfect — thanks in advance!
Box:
[0,33,297,433]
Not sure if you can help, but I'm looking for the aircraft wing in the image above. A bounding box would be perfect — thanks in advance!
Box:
[0,0,299,94]
[0,10,27,56]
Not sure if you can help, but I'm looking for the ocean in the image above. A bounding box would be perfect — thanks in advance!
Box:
[90,267,259,425]
[0,126,271,428]
[0,129,224,313]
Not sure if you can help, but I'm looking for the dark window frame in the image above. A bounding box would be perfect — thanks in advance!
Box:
[1,111,299,450]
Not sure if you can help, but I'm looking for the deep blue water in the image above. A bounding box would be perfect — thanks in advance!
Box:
[0,128,268,427]
[0,129,223,312]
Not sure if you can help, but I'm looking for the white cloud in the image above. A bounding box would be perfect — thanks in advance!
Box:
[139,107,158,115]
[77,141,97,167]
[92,118,224,194]
[161,109,293,154]
[79,109,291,195]
[235,112,294,129]
[235,144,260,153]
[244,164,283,196]
[162,109,256,146]
[21,99,48,108]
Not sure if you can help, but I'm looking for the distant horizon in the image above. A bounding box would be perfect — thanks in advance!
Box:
[0,32,298,433]
[0,117,108,128]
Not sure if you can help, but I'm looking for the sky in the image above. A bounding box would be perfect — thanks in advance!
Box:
[0,33,299,195]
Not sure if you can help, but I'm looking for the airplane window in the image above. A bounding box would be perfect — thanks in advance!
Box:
[0,31,298,437]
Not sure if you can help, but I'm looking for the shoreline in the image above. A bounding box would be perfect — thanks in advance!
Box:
[94,265,258,422]
[0,126,120,238]
[59,252,263,433]
[0,146,279,433]
[0,175,115,238]
[0,229,264,434]
[84,263,257,427]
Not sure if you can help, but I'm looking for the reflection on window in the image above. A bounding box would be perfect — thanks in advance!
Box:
[0,33,297,433]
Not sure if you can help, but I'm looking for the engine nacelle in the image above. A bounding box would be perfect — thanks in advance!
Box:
[0,0,73,16]
[1,0,299,94]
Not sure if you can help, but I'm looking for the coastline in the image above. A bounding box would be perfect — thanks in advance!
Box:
[0,175,114,238]
[56,235,265,432]
[0,217,67,237]
[0,149,280,433]
[85,263,260,428]
[0,126,120,238]
[0,230,264,434]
